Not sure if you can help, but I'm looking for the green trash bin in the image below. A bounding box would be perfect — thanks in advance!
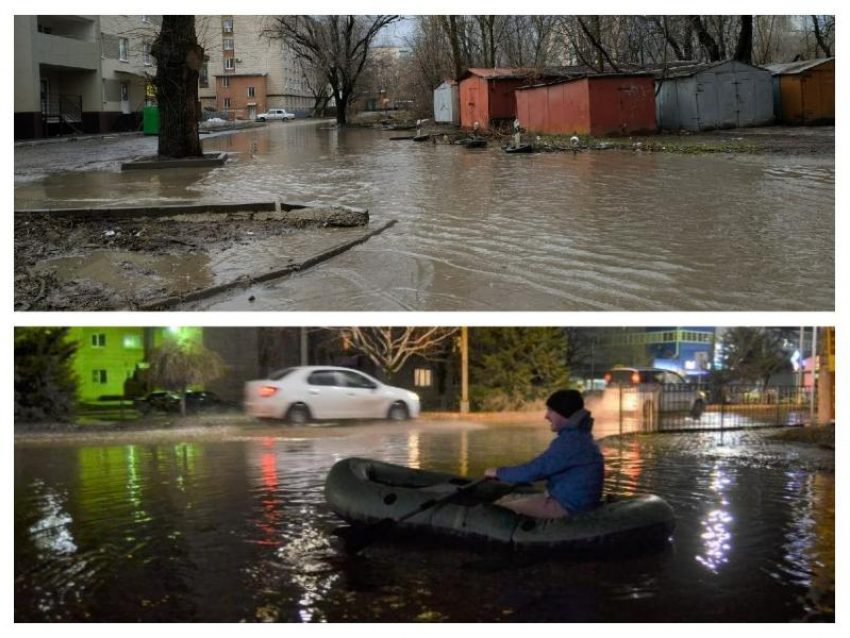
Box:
[143,105,159,135]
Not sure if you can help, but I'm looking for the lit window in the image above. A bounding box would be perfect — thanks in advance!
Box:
[92,370,108,384]
[414,368,432,387]
[91,333,106,348]
[119,38,129,62]
[224,38,234,51]
[123,334,142,349]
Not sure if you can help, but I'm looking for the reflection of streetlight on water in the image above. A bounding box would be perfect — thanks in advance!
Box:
[696,463,734,573]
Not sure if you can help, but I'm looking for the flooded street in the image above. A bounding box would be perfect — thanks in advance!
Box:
[15,422,834,622]
[15,121,834,311]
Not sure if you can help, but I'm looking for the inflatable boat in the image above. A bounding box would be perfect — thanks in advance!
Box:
[325,457,675,550]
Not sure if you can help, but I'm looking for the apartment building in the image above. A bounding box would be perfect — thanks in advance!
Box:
[14,15,159,139]
[67,327,264,404]
[197,15,314,119]
[99,15,160,127]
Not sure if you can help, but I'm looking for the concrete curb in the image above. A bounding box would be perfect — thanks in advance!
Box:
[121,152,228,170]
[134,219,398,310]
[14,201,368,222]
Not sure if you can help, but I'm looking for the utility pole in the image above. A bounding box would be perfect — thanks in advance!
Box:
[300,328,309,366]
[809,327,818,426]
[797,326,805,399]
[460,326,469,413]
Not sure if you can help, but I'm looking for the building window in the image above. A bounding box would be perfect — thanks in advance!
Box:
[142,41,151,66]
[224,57,234,70]
[119,38,129,62]
[92,370,108,384]
[223,19,233,33]
[91,333,106,348]
[414,368,432,387]
[223,98,231,109]
[37,23,53,34]
[199,62,209,88]
[221,76,230,88]
[247,86,255,98]
[123,334,143,349]
[224,38,234,51]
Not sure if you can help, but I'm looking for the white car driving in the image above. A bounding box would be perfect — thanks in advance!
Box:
[256,108,295,121]
[244,366,420,424]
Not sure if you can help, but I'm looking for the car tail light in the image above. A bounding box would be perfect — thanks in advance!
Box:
[259,386,278,398]
[631,372,641,385]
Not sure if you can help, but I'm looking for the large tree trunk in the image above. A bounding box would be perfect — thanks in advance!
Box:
[152,16,204,158]
[441,16,464,81]
[733,15,753,64]
[811,16,832,57]
[689,15,721,62]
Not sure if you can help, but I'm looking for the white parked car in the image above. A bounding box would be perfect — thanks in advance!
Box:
[256,108,295,121]
[601,367,706,419]
[244,366,420,424]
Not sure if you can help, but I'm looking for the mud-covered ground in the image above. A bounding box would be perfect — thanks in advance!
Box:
[517,125,834,155]
[14,210,367,310]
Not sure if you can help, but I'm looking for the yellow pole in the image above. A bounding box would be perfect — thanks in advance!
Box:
[460,326,469,413]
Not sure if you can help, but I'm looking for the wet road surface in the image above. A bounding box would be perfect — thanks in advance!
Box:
[14,121,834,311]
[15,421,834,622]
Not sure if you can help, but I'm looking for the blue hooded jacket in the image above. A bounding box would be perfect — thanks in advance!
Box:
[496,409,604,514]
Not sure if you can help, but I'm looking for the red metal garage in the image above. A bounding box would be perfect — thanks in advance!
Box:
[515,74,657,136]
[458,68,587,130]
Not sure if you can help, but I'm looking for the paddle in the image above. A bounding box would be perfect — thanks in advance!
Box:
[336,476,492,554]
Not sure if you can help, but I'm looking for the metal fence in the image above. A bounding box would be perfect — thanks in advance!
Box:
[604,385,814,434]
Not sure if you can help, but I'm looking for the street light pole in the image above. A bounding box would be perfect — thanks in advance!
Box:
[460,326,469,413]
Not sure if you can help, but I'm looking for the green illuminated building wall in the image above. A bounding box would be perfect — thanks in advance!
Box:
[68,327,204,402]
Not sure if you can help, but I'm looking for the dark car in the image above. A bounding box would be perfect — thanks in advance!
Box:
[136,390,228,414]
[135,391,180,414]
[183,391,227,413]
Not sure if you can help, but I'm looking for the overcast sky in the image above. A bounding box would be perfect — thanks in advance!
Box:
[376,16,415,47]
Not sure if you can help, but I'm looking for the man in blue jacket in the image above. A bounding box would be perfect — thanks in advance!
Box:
[485,389,604,518]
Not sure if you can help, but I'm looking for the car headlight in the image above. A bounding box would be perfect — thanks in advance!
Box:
[408,392,420,402]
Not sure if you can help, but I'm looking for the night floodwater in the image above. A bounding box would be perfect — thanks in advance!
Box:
[15,423,834,622]
[14,121,834,311]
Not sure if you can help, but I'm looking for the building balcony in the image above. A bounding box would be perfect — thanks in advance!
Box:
[34,16,99,70]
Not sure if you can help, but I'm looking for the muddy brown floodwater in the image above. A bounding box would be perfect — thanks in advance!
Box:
[14,422,834,622]
[14,120,834,311]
